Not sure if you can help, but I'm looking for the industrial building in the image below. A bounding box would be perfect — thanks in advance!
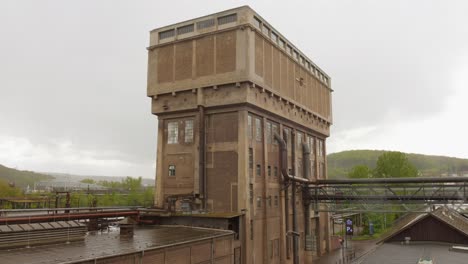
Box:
[146,5,333,264]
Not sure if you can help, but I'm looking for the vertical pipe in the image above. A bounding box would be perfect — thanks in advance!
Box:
[291,130,299,264]
[303,143,311,244]
[276,132,290,259]
[198,105,206,209]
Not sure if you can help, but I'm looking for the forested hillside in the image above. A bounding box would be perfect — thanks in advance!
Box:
[328,150,468,178]
[0,164,54,188]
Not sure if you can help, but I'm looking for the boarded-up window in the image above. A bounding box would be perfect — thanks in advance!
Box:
[185,120,193,143]
[167,122,178,144]
[255,118,262,142]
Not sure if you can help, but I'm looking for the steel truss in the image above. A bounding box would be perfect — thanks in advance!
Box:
[305,177,468,213]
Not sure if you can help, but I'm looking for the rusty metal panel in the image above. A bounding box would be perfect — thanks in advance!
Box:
[175,41,193,81]
[255,33,263,77]
[191,242,211,263]
[196,35,214,77]
[216,31,236,74]
[157,44,174,83]
[264,41,272,87]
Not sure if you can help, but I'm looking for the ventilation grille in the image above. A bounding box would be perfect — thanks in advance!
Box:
[177,24,194,35]
[218,13,237,25]
[159,29,175,40]
[197,18,215,29]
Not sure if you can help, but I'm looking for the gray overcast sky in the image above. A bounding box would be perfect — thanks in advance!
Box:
[1,0,467,178]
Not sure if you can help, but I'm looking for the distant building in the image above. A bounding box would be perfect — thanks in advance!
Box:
[35,181,108,193]
[147,6,332,263]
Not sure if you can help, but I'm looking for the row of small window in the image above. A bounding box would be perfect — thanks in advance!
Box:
[253,16,329,85]
[167,120,194,144]
[159,13,238,40]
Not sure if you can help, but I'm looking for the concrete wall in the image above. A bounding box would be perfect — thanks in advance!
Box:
[76,236,234,264]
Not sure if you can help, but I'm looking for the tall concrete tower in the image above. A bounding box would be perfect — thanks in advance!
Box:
[147,6,332,263]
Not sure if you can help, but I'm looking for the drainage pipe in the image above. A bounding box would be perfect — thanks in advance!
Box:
[198,105,207,209]
[291,131,299,264]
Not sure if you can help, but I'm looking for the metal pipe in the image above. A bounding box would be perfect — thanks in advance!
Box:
[302,143,311,247]
[291,131,299,264]
[275,132,290,259]
[0,210,139,225]
[198,105,207,209]
[314,177,468,185]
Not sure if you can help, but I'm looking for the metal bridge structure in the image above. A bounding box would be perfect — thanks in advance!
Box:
[0,206,140,225]
[305,177,468,214]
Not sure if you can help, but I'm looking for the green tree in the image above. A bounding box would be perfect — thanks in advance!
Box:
[348,165,372,179]
[80,178,95,184]
[374,151,418,178]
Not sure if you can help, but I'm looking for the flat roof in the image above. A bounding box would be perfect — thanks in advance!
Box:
[361,243,468,264]
[0,225,233,264]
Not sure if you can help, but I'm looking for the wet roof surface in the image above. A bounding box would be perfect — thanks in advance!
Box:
[0,225,232,264]
[362,243,468,264]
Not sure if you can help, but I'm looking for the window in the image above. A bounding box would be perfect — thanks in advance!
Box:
[218,13,237,25]
[271,32,278,43]
[257,196,262,208]
[272,123,279,145]
[268,195,272,207]
[274,196,278,206]
[297,132,303,148]
[284,128,291,149]
[167,121,178,144]
[266,122,272,144]
[250,220,254,240]
[308,136,315,153]
[287,45,293,56]
[249,148,253,169]
[255,118,262,141]
[159,29,175,40]
[268,165,271,177]
[168,165,176,176]
[280,39,286,49]
[256,164,261,177]
[248,115,252,139]
[274,167,278,177]
[249,184,253,204]
[177,24,194,35]
[185,120,193,143]
[253,16,261,29]
[262,25,270,35]
[197,19,215,30]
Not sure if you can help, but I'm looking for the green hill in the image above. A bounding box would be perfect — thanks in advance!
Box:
[327,150,468,179]
[0,164,54,188]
